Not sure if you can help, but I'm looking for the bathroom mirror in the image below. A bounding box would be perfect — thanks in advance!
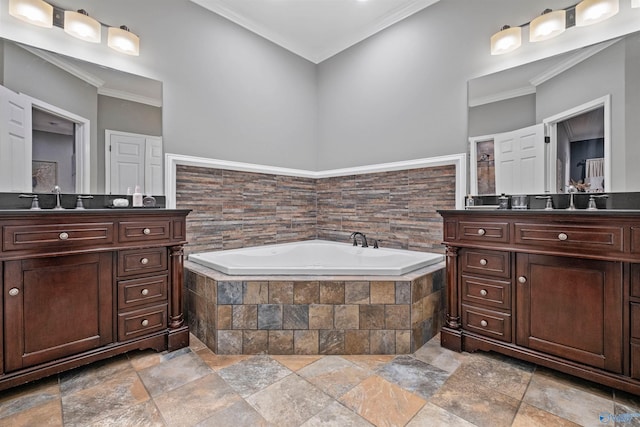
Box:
[467,30,640,195]
[0,38,162,195]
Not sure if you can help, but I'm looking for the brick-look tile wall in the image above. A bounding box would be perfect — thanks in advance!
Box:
[176,164,456,255]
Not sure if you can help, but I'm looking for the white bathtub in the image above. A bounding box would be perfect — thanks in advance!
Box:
[188,240,444,276]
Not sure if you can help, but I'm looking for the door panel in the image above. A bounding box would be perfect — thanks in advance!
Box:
[0,85,32,192]
[494,124,545,195]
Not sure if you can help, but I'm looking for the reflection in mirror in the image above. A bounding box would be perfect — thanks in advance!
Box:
[0,38,163,195]
[468,31,640,195]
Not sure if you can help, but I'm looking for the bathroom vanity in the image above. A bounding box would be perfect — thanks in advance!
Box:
[0,208,190,391]
[439,209,640,394]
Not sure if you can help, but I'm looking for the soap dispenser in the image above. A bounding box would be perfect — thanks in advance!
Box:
[132,185,143,207]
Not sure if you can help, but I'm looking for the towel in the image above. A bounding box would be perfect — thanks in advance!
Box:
[585,158,604,192]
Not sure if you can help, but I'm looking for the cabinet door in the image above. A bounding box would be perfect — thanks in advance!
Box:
[516,254,623,373]
[4,253,113,372]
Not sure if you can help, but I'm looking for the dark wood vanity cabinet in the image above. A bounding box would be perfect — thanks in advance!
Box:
[440,210,640,394]
[0,209,190,391]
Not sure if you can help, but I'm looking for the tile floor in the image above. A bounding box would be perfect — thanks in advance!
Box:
[1,334,639,427]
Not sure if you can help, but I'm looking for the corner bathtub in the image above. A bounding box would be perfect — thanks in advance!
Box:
[187,240,444,276]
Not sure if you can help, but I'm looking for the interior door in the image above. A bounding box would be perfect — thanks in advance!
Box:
[107,131,163,195]
[0,85,32,192]
[494,124,545,195]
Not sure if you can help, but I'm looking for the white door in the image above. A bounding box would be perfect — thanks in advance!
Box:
[494,124,545,194]
[0,85,32,192]
[106,130,163,195]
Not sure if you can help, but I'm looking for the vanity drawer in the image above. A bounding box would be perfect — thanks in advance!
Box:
[3,222,114,251]
[118,304,167,341]
[457,221,509,244]
[118,220,171,243]
[118,247,167,277]
[461,275,511,310]
[118,275,168,310]
[514,223,623,254]
[462,304,512,342]
[460,248,510,279]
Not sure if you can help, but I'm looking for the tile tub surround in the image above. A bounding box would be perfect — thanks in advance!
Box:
[185,261,446,355]
[175,164,456,255]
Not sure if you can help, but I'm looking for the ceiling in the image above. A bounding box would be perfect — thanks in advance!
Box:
[190,0,440,63]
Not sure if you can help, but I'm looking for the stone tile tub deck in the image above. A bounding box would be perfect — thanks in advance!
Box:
[184,261,446,355]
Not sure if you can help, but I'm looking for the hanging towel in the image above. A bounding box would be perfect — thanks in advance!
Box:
[585,157,605,192]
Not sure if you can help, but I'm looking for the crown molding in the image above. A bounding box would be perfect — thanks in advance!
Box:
[97,87,163,107]
[529,38,621,87]
[18,44,105,88]
[190,0,439,64]
[468,85,536,108]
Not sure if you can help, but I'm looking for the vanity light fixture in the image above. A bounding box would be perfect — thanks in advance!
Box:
[107,26,140,56]
[7,0,140,55]
[64,9,100,43]
[576,0,619,25]
[490,25,522,55]
[491,0,621,55]
[8,0,53,28]
[529,9,566,42]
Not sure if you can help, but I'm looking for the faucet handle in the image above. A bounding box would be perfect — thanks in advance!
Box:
[19,194,41,210]
[75,195,94,209]
[373,239,381,249]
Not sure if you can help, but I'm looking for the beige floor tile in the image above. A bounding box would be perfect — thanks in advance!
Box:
[412,339,467,373]
[196,399,270,426]
[0,376,59,419]
[89,401,165,427]
[298,356,372,398]
[197,352,251,371]
[271,355,323,371]
[247,374,334,427]
[430,372,520,427]
[339,375,426,427]
[128,349,165,371]
[138,350,213,397]
[406,402,476,427]
[341,354,396,370]
[512,402,581,427]
[300,401,374,427]
[154,373,242,427]
[0,399,62,427]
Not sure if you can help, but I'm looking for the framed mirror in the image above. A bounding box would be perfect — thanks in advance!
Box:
[0,38,163,195]
[468,31,640,195]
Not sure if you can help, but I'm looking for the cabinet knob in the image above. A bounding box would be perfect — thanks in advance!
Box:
[477,228,486,236]
[479,259,488,266]
[141,288,149,296]
[143,228,151,235]
[558,233,568,241]
[141,319,149,327]
[59,232,69,240]
[480,320,488,327]
[518,276,527,284]
[140,258,149,265]
[480,289,488,296]
[8,288,19,297]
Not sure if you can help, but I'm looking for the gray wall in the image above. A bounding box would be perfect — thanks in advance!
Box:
[626,33,640,191]
[32,131,75,191]
[1,0,639,182]
[468,94,536,138]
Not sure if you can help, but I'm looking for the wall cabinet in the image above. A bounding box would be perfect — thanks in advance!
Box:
[440,210,640,394]
[0,209,189,391]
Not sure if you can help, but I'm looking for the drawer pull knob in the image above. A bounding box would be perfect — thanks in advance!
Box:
[143,228,151,235]
[141,288,149,296]
[480,320,488,327]
[477,228,486,236]
[140,258,149,265]
[141,319,149,327]
[558,233,568,241]
[479,259,488,266]
[518,276,527,284]
[8,288,19,297]
[480,289,488,296]
[59,232,69,240]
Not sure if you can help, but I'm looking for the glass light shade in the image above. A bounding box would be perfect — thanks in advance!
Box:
[108,26,140,56]
[631,0,639,8]
[64,10,101,43]
[9,0,53,28]
[490,26,522,55]
[576,0,619,26]
[529,9,566,42]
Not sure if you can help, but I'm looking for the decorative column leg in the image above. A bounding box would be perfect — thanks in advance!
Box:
[445,245,460,329]
[168,245,189,350]
[441,245,463,351]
